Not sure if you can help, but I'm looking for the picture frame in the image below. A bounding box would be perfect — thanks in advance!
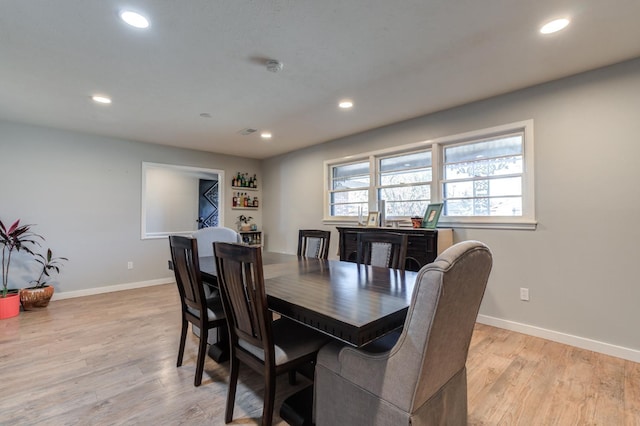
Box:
[422,203,443,229]
[366,211,379,227]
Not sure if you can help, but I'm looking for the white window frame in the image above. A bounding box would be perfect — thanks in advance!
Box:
[323,120,536,230]
[326,158,372,218]
[376,149,433,220]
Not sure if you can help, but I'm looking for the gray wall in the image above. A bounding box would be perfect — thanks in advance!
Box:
[262,58,640,355]
[0,121,260,294]
[2,58,638,359]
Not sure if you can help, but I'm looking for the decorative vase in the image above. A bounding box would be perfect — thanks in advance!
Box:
[411,217,423,228]
[19,285,55,310]
[0,293,21,319]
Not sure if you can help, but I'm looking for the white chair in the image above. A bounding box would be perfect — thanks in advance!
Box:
[190,226,240,345]
[191,226,240,256]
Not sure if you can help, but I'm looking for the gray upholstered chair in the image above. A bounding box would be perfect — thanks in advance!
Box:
[314,240,493,426]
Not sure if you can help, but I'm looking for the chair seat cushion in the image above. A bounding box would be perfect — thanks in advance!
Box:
[186,305,225,322]
[239,318,329,366]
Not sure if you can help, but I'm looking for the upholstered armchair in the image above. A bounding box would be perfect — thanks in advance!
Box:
[314,240,492,426]
[190,226,240,346]
[191,226,240,256]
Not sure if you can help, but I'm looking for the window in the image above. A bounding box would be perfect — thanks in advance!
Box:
[442,134,523,217]
[324,120,535,229]
[378,151,432,217]
[328,160,370,217]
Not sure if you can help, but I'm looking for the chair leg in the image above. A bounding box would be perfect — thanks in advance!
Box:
[194,326,208,387]
[225,355,239,424]
[262,370,276,426]
[177,316,188,367]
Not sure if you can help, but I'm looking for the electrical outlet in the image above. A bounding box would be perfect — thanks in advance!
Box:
[127,261,133,270]
[520,287,529,301]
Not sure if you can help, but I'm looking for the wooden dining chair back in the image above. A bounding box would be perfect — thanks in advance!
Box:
[214,242,329,426]
[297,229,331,259]
[169,235,226,386]
[356,231,409,270]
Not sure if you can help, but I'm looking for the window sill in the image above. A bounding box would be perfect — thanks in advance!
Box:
[438,219,537,231]
[323,217,537,231]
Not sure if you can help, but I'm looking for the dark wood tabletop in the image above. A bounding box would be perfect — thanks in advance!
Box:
[198,252,418,347]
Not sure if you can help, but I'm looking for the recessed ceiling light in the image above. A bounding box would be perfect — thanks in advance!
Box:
[339,100,353,109]
[91,95,112,104]
[540,18,570,34]
[261,132,272,139]
[120,10,150,29]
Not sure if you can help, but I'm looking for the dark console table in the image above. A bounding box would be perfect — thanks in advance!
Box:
[337,226,453,272]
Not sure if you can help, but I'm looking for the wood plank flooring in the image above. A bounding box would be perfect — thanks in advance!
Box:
[0,284,638,425]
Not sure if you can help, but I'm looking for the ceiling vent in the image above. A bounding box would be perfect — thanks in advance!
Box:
[238,128,258,135]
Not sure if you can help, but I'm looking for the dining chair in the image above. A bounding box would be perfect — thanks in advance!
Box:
[314,241,493,425]
[192,226,240,257]
[191,226,240,344]
[297,229,331,259]
[356,231,409,270]
[213,242,330,426]
[169,235,226,387]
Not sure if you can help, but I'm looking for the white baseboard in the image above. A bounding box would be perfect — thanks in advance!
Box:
[51,278,174,301]
[477,314,640,363]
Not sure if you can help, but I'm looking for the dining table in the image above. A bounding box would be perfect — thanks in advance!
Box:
[197,251,419,347]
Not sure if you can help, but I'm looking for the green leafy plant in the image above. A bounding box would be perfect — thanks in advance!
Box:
[0,219,42,297]
[31,248,68,288]
[237,215,253,224]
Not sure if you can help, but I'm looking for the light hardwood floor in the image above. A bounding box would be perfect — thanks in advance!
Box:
[1,284,638,425]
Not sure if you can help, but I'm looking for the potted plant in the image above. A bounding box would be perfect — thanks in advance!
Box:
[0,218,42,319]
[236,215,253,232]
[410,216,423,228]
[20,248,68,310]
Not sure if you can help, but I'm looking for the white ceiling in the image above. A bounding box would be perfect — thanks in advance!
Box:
[1,1,639,159]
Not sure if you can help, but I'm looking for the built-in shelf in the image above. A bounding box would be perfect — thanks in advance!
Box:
[239,230,262,246]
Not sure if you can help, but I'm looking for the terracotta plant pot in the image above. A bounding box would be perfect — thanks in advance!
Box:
[19,285,55,310]
[0,293,21,319]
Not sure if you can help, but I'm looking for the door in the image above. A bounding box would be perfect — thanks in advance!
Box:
[198,179,219,229]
